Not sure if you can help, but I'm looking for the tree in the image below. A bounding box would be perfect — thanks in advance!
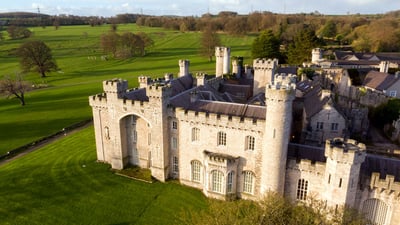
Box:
[0,74,31,106]
[287,27,322,65]
[17,40,58,78]
[7,25,32,39]
[319,20,337,39]
[100,32,120,57]
[251,30,281,60]
[200,24,221,62]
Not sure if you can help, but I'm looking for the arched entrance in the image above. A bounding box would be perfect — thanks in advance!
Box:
[120,114,151,168]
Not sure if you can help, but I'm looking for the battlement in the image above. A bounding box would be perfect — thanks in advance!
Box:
[103,78,128,94]
[267,73,297,91]
[370,172,400,194]
[215,46,228,57]
[179,59,190,77]
[146,83,172,99]
[287,158,326,174]
[324,138,366,164]
[138,76,152,88]
[175,107,265,129]
[253,58,278,70]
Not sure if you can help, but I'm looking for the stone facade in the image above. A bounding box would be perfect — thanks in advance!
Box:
[89,49,400,225]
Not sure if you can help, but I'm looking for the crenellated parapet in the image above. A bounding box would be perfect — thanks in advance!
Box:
[103,78,128,97]
[253,58,278,70]
[324,138,366,164]
[287,158,326,174]
[175,107,265,131]
[265,73,296,102]
[146,83,172,100]
[215,46,226,58]
[370,173,400,196]
[179,59,190,77]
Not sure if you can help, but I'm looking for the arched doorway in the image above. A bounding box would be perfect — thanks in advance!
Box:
[120,114,151,168]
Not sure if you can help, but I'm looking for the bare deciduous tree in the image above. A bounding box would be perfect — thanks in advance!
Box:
[0,74,31,106]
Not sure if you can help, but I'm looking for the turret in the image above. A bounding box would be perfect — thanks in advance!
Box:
[215,46,230,77]
[103,78,128,100]
[312,48,323,64]
[323,138,366,208]
[179,59,190,77]
[253,58,278,96]
[232,56,243,78]
[138,76,151,88]
[261,73,296,195]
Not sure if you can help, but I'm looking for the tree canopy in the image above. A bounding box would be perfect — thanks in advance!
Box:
[200,24,221,62]
[251,29,281,60]
[287,27,322,65]
[17,40,58,78]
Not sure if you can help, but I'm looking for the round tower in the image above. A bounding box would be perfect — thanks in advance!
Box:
[179,59,190,77]
[261,73,296,195]
[215,46,225,77]
[223,47,231,75]
[323,138,366,208]
[311,48,323,64]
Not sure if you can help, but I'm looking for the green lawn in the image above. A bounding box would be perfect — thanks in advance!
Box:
[0,126,207,225]
[0,24,254,154]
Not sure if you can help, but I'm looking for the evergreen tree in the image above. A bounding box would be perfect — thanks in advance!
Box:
[251,30,281,60]
[287,27,322,65]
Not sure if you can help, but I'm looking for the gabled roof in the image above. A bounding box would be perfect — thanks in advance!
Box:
[363,70,398,91]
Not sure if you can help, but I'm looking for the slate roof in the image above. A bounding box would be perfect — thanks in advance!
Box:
[363,70,398,91]
[124,88,149,101]
[361,155,400,182]
[334,50,400,63]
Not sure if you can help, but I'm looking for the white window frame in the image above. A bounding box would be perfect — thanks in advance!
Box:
[191,160,201,182]
[389,90,397,97]
[217,131,226,146]
[211,170,224,193]
[296,179,308,201]
[227,171,234,193]
[171,137,178,150]
[243,171,254,194]
[245,135,255,151]
[331,123,339,131]
[172,156,179,175]
[191,127,200,142]
[316,122,323,130]
[172,121,178,130]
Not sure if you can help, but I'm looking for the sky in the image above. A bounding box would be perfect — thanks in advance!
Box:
[0,0,400,17]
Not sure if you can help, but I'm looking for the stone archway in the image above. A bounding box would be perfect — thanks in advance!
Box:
[120,114,151,168]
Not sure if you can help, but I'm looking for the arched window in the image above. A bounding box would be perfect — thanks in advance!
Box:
[245,135,255,150]
[192,127,200,142]
[227,171,234,193]
[362,198,389,225]
[243,171,255,194]
[211,170,224,193]
[191,160,201,182]
[296,179,308,200]
[217,131,226,146]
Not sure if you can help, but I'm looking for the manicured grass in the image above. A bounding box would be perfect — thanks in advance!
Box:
[0,24,254,154]
[0,126,207,224]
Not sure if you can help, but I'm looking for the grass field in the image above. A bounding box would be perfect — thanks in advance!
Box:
[0,24,254,154]
[0,126,207,225]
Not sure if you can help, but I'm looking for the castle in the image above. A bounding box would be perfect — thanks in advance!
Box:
[89,47,400,225]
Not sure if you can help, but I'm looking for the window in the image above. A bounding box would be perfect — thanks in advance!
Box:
[211,170,224,193]
[217,131,227,146]
[172,121,178,130]
[316,122,324,130]
[328,174,331,184]
[132,130,137,143]
[173,156,179,175]
[148,133,151,145]
[331,123,338,131]
[171,137,178,149]
[227,171,234,193]
[339,178,342,188]
[192,127,200,142]
[362,198,389,225]
[191,160,201,182]
[245,135,255,150]
[296,179,308,200]
[390,90,397,97]
[243,171,254,194]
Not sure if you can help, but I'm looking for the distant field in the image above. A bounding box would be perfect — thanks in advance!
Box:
[0,24,254,154]
[0,126,207,224]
